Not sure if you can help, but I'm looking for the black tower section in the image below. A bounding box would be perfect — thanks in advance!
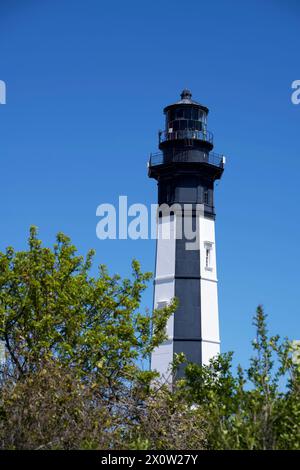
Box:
[148,90,224,372]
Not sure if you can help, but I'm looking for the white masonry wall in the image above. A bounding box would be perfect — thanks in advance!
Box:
[151,213,176,381]
[199,213,220,364]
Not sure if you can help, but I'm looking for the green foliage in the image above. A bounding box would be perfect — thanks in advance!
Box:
[0,228,178,449]
[0,229,299,449]
[182,306,300,449]
[0,227,175,391]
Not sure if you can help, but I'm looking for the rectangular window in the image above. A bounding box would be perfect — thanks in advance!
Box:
[205,248,210,268]
[204,188,209,204]
[204,242,213,271]
[179,119,188,130]
[176,109,184,119]
[192,108,199,120]
[184,108,191,120]
[173,121,179,131]
[169,110,175,121]
[157,301,168,310]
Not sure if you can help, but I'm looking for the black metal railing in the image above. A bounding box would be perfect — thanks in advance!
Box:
[148,151,225,168]
[159,128,214,144]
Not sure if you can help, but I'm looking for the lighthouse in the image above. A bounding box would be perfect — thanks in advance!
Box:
[149,90,225,379]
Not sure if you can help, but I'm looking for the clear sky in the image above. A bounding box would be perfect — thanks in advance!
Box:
[0,0,299,370]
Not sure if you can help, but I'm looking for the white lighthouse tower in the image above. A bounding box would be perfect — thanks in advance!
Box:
[148,90,225,379]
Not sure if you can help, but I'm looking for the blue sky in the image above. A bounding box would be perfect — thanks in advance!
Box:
[0,0,299,370]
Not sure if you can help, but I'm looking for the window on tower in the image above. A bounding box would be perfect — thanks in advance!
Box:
[184,108,192,120]
[192,108,199,120]
[204,188,209,205]
[171,121,178,131]
[205,248,210,268]
[204,242,213,271]
[169,110,175,121]
[175,108,184,119]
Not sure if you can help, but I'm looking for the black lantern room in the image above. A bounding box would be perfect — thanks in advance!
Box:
[159,88,212,154]
[148,89,224,217]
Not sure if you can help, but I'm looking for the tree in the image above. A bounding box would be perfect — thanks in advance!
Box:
[0,227,174,384]
[127,386,207,450]
[182,306,300,449]
[0,227,177,449]
[0,360,116,450]
[0,228,299,450]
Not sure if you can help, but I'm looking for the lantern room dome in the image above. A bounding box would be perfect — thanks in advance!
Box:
[163,89,209,114]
